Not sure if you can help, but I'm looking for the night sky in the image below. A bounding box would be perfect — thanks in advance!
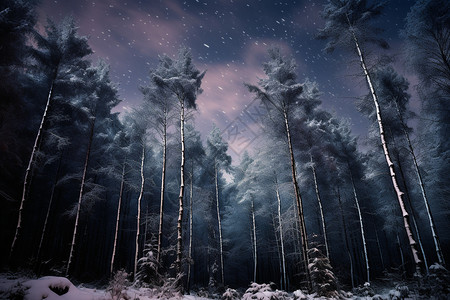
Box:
[37,0,417,160]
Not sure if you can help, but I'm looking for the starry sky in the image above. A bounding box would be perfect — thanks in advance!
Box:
[37,0,417,160]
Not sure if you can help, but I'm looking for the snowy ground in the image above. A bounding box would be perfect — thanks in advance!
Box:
[0,271,447,299]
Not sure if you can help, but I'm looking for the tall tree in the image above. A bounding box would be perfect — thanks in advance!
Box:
[246,48,311,289]
[9,17,92,261]
[153,48,205,277]
[318,0,422,274]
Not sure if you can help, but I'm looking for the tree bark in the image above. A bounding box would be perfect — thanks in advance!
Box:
[157,119,167,264]
[348,166,369,283]
[176,98,185,275]
[66,117,95,276]
[283,108,311,289]
[374,224,385,271]
[10,73,57,260]
[215,160,225,285]
[394,100,445,267]
[110,159,126,275]
[251,198,257,283]
[351,30,421,274]
[310,154,329,259]
[134,143,145,280]
[275,174,287,290]
[187,169,194,292]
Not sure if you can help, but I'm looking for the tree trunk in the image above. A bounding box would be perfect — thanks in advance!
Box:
[393,146,429,274]
[111,159,126,275]
[187,168,194,292]
[337,188,354,288]
[36,151,63,266]
[351,32,421,274]
[157,121,167,264]
[283,108,311,289]
[374,224,385,271]
[397,233,406,278]
[348,166,369,283]
[310,154,329,259]
[10,74,57,260]
[394,101,445,267]
[251,198,257,283]
[176,99,185,275]
[134,143,145,280]
[215,160,225,285]
[66,117,95,276]
[275,174,287,290]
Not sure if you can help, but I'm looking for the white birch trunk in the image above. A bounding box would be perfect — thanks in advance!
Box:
[310,155,329,259]
[251,198,257,283]
[66,117,95,276]
[111,160,126,275]
[215,160,225,285]
[157,119,167,264]
[394,101,445,267]
[134,144,145,279]
[275,174,287,290]
[187,169,194,292]
[10,78,56,259]
[176,98,185,274]
[348,168,369,283]
[283,108,311,289]
[351,30,421,273]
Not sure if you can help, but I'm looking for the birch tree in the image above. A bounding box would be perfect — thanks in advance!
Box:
[318,0,422,274]
[153,48,205,277]
[9,17,92,260]
[246,48,312,289]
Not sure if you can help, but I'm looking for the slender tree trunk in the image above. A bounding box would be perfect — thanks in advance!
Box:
[348,166,369,283]
[251,198,257,283]
[310,154,329,259]
[374,224,385,271]
[36,151,63,266]
[273,214,283,289]
[394,101,445,267]
[283,108,311,289]
[337,188,354,288]
[176,99,185,275]
[66,117,95,276]
[187,169,194,292]
[111,160,126,275]
[215,160,225,285]
[10,74,58,260]
[397,233,406,278]
[275,174,287,290]
[157,122,167,264]
[134,143,145,280]
[351,31,421,274]
[393,147,429,274]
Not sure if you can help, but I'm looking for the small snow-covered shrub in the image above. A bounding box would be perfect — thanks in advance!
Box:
[107,269,130,300]
[395,285,408,299]
[352,282,375,297]
[0,282,28,300]
[293,289,308,299]
[222,287,240,300]
[308,246,339,298]
[242,282,289,300]
[136,243,162,286]
[388,289,401,300]
[419,263,450,298]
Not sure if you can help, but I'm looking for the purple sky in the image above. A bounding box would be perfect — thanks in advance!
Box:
[37,0,418,161]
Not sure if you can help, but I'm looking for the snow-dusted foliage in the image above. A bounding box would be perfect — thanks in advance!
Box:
[352,282,375,297]
[418,263,450,298]
[135,243,162,286]
[307,247,339,298]
[242,282,289,300]
[222,287,240,300]
[107,269,130,300]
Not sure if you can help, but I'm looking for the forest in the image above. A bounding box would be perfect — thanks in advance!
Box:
[0,0,449,299]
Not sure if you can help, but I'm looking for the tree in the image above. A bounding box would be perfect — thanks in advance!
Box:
[9,17,92,261]
[205,125,232,286]
[318,0,422,274]
[153,47,205,277]
[246,47,312,289]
